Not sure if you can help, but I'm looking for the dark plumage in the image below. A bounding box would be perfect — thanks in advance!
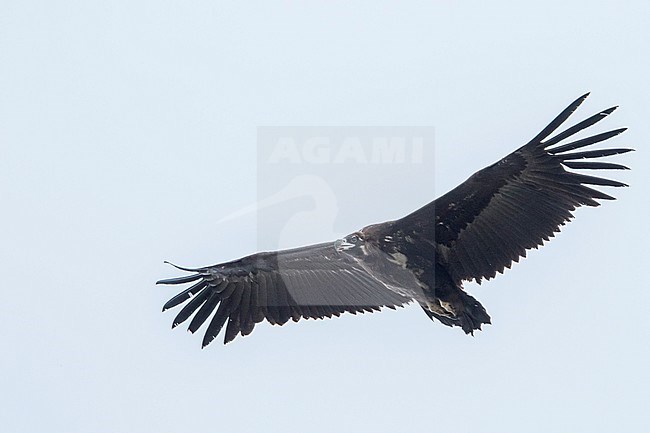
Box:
[157,93,632,347]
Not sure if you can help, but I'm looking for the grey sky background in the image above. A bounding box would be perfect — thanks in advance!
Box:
[2,1,649,432]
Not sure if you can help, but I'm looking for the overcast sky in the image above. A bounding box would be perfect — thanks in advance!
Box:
[2,1,649,432]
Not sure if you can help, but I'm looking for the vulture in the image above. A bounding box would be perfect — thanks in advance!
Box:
[158,93,632,347]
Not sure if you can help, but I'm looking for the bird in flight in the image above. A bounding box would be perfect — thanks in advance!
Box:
[158,93,632,347]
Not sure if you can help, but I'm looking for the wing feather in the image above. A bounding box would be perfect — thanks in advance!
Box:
[542,106,617,147]
[237,281,253,333]
[203,298,230,348]
[172,288,211,328]
[261,272,279,325]
[158,242,411,346]
[253,281,266,324]
[221,281,246,344]
[162,281,207,312]
[188,291,220,334]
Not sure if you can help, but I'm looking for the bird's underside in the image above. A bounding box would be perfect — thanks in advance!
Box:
[158,93,632,347]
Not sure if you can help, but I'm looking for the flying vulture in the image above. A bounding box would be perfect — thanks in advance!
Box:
[158,93,632,347]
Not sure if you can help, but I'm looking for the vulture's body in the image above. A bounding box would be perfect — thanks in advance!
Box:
[158,94,632,347]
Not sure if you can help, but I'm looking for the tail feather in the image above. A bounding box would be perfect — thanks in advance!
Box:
[421,289,491,335]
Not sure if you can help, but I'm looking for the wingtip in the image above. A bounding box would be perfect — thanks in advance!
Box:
[566,92,590,112]
[202,336,214,349]
[570,92,591,111]
[600,106,618,116]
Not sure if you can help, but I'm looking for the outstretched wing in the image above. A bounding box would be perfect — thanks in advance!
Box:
[394,93,632,285]
[157,242,411,347]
